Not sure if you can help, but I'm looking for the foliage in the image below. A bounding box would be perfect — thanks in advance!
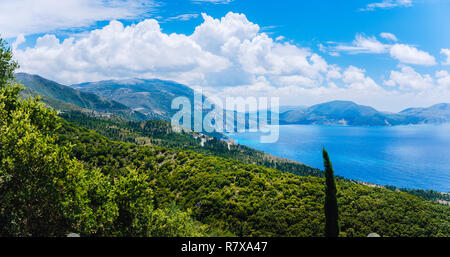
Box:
[60,111,323,178]
[0,41,207,237]
[54,119,450,237]
[0,38,18,86]
[0,83,88,235]
[384,185,450,203]
[0,83,212,236]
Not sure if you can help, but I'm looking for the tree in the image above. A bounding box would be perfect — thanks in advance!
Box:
[323,147,339,237]
[0,37,19,86]
[0,37,97,236]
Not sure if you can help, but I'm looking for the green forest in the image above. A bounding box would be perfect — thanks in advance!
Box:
[1,38,449,237]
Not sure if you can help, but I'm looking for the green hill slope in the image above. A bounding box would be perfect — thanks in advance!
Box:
[56,117,450,237]
[15,73,147,121]
[72,78,196,120]
[60,111,323,178]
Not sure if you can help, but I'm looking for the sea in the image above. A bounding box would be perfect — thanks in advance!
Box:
[228,124,450,192]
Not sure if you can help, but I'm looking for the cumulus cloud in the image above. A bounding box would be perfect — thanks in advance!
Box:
[380,32,398,42]
[0,0,157,38]
[441,49,450,65]
[15,19,231,84]
[15,12,335,88]
[389,44,436,66]
[384,65,434,90]
[436,70,450,88]
[360,0,412,11]
[342,66,380,90]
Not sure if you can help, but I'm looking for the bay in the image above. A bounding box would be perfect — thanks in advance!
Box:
[228,124,450,192]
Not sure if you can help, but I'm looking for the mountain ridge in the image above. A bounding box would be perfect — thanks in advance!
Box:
[71,78,195,121]
[15,73,147,121]
[16,73,450,127]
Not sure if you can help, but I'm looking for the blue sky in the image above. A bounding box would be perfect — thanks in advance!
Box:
[1,0,449,111]
[158,0,450,80]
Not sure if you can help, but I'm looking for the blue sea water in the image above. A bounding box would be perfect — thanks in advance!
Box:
[228,125,450,192]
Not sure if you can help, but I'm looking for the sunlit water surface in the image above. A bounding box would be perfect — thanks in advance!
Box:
[228,124,450,192]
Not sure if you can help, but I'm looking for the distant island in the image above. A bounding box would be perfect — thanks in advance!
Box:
[279,101,450,126]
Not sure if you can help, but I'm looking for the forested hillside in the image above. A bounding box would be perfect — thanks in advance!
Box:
[2,85,449,236]
[60,111,323,178]
[61,111,450,205]
[55,116,450,237]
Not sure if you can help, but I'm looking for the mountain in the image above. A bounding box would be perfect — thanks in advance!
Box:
[400,103,450,124]
[15,73,147,121]
[72,78,195,121]
[71,78,247,133]
[280,101,392,126]
[280,100,449,126]
[17,73,450,127]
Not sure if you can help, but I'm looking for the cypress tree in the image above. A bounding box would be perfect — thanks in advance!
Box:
[323,147,339,237]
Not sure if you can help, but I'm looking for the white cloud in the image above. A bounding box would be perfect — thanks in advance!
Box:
[441,49,450,65]
[333,34,389,54]
[342,66,380,90]
[389,44,436,66]
[275,36,285,42]
[166,14,199,22]
[328,52,340,57]
[380,32,398,42]
[15,19,231,84]
[360,0,413,11]
[192,13,260,54]
[213,77,437,113]
[275,75,319,88]
[384,65,434,90]
[329,34,436,66]
[0,0,157,38]
[326,65,342,80]
[12,34,26,49]
[436,70,450,88]
[15,12,334,88]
